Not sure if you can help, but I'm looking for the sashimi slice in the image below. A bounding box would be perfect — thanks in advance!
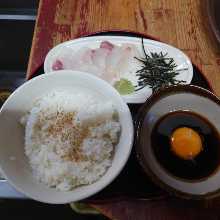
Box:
[54,47,77,69]
[52,47,92,70]
[100,41,114,51]
[51,41,141,86]
[52,46,75,71]
[91,48,109,69]
[52,59,64,70]
[116,44,141,86]
[104,43,141,84]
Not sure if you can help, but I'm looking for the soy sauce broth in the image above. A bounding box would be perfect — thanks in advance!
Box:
[151,111,220,181]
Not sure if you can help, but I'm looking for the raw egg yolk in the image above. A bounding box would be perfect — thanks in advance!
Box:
[170,127,203,160]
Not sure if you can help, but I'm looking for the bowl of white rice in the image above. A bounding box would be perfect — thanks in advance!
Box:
[0,70,133,204]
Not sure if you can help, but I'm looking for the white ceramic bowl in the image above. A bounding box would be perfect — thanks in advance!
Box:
[0,70,133,204]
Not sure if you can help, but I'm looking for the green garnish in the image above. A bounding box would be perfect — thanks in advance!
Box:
[114,78,135,95]
[135,38,187,92]
[70,202,100,215]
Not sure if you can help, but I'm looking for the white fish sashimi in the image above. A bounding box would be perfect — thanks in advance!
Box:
[104,45,135,83]
[53,47,103,77]
[104,43,141,85]
[100,41,114,51]
[52,47,93,70]
[116,44,141,74]
[51,41,141,85]
[91,48,109,69]
[66,47,93,69]
[52,47,75,70]
[116,44,142,86]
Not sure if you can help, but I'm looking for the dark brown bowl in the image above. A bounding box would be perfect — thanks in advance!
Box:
[135,85,220,200]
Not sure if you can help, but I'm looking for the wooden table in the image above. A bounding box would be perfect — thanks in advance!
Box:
[27,1,220,219]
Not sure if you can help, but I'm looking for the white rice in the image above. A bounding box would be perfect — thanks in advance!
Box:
[21,90,120,191]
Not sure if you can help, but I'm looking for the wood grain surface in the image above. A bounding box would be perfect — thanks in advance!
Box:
[27,0,220,95]
[27,0,220,219]
[90,197,220,220]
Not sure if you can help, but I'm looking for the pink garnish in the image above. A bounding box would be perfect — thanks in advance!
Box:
[100,41,114,51]
[52,59,63,70]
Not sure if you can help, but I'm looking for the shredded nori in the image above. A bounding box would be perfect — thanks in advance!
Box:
[135,38,188,92]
